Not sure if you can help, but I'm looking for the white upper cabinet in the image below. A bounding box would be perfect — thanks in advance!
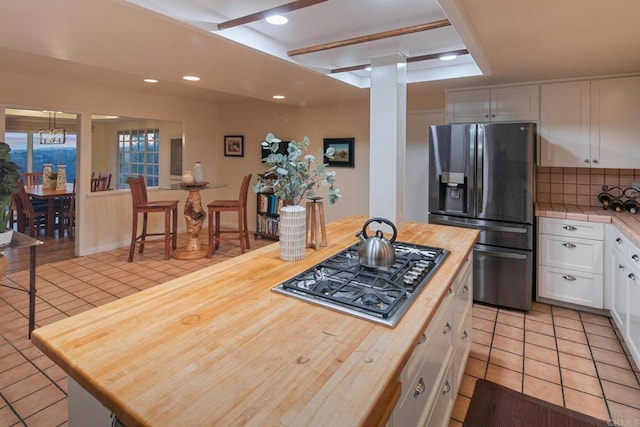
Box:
[446,85,539,123]
[540,75,640,168]
[590,76,640,169]
[539,81,591,167]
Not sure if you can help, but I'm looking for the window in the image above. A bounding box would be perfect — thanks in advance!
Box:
[4,131,77,182]
[118,129,160,189]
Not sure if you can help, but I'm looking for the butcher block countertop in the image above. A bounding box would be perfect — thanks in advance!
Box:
[32,216,479,427]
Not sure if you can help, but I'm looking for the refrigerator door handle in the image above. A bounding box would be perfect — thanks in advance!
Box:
[475,248,528,260]
[430,216,528,234]
[468,125,476,215]
[476,125,484,215]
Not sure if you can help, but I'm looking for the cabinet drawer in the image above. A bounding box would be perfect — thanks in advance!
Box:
[539,234,603,274]
[610,228,628,256]
[539,217,604,240]
[426,363,455,427]
[628,243,640,269]
[453,307,472,394]
[400,289,453,391]
[538,266,603,308]
[396,298,454,426]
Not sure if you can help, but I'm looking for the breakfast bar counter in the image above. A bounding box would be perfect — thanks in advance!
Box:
[32,216,478,426]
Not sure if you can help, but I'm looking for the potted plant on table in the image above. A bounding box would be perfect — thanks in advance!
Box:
[254,133,340,261]
[47,172,58,189]
[0,142,21,276]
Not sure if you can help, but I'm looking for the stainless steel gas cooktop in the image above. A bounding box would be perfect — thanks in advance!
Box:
[272,242,448,327]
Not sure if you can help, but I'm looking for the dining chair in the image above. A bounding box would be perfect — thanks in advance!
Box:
[127,175,179,261]
[20,172,42,186]
[57,179,76,237]
[15,179,48,236]
[206,174,252,258]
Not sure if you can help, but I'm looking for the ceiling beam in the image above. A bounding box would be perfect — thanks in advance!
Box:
[329,49,469,74]
[217,0,329,30]
[288,19,451,57]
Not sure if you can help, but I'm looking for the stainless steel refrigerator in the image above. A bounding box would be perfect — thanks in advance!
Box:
[428,122,536,311]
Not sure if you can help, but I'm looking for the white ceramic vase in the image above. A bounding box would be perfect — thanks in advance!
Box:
[279,205,306,261]
[193,162,204,183]
[182,171,194,185]
[43,164,52,188]
[56,165,66,190]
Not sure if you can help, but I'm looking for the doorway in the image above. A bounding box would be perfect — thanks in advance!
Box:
[4,107,79,267]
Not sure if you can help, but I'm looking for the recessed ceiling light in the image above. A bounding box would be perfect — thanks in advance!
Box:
[266,15,288,25]
[183,75,201,81]
[272,95,286,100]
[144,78,158,83]
[439,54,458,61]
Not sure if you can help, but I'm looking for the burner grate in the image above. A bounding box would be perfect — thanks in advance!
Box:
[273,241,448,327]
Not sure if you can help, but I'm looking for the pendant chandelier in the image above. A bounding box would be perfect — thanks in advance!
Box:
[38,111,66,144]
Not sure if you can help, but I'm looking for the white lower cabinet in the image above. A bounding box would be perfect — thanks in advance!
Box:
[607,226,640,368]
[391,255,472,427]
[537,218,604,309]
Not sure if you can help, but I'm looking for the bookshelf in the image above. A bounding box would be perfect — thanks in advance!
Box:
[255,174,282,240]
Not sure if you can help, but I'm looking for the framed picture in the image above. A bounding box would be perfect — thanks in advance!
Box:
[224,135,244,157]
[323,138,354,167]
[261,140,289,162]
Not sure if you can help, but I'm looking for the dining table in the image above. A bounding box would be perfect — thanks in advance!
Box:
[25,183,75,236]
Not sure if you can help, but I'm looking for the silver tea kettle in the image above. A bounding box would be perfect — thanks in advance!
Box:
[355,217,398,268]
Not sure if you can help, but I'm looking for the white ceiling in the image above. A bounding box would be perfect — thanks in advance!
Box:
[0,0,638,107]
[123,0,482,88]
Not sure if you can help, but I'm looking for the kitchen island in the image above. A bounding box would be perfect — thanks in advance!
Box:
[32,216,478,426]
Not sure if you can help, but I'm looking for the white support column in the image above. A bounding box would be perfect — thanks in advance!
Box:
[369,52,407,224]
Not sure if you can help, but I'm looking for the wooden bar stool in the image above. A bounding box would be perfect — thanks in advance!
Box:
[206,174,252,258]
[305,196,327,249]
[127,175,179,261]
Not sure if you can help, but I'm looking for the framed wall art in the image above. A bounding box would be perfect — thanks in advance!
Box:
[323,137,354,167]
[224,135,244,157]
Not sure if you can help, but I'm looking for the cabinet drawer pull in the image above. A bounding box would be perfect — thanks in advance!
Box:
[563,225,577,231]
[616,238,623,244]
[562,242,576,248]
[462,285,469,294]
[593,159,599,164]
[584,159,589,164]
[417,333,426,345]
[562,275,577,281]
[448,287,454,295]
[629,273,636,281]
[413,378,425,398]
[461,330,469,340]
[619,264,625,270]
[442,381,451,395]
[443,323,452,334]
[632,254,639,262]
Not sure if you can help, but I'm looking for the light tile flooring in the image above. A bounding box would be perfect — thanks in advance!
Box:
[449,302,640,426]
[1,237,640,426]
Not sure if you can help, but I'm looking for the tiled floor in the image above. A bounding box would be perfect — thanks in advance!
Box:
[450,302,640,426]
[2,237,640,426]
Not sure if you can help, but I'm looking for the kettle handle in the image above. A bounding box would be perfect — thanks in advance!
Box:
[361,217,397,243]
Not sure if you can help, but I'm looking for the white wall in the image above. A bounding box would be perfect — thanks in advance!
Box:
[405,110,445,222]
[0,70,219,255]
[215,99,371,227]
[0,69,447,256]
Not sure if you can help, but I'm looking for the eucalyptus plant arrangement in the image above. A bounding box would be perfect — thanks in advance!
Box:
[254,133,340,206]
[0,142,21,231]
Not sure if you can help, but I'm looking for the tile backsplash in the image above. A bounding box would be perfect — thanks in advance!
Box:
[536,167,640,206]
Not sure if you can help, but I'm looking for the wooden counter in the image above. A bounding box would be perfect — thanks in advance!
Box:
[32,216,478,427]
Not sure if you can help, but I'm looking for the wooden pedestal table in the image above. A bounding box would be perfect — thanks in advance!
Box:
[173,182,209,260]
